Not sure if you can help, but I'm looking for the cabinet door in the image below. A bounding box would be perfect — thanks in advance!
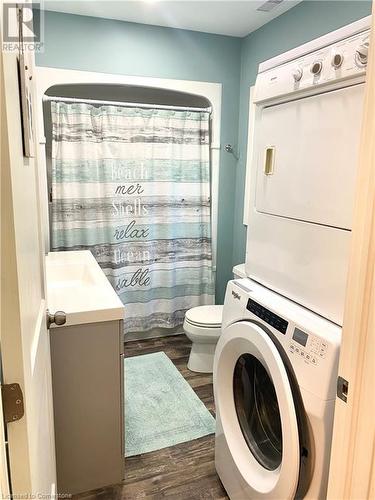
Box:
[255,84,364,229]
[50,321,124,494]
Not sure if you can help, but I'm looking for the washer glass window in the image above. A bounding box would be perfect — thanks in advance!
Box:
[233,353,283,470]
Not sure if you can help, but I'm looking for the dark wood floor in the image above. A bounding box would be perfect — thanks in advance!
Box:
[74,334,228,500]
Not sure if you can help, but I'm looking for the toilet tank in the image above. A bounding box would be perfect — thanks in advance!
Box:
[232,264,246,279]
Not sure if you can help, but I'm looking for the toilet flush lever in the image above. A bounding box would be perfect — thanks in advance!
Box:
[46,309,66,329]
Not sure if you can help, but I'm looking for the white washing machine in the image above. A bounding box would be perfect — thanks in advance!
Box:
[245,16,371,325]
[214,279,340,499]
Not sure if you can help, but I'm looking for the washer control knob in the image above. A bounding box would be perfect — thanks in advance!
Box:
[292,67,303,82]
[311,61,323,75]
[332,52,343,68]
[356,42,369,65]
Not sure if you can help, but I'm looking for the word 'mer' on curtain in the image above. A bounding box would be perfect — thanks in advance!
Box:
[50,101,214,333]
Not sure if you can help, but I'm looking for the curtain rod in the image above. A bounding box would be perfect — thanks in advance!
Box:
[43,95,212,113]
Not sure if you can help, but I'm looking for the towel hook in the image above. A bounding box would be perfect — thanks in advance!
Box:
[224,144,239,161]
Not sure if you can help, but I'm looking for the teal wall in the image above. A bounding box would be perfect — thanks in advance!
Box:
[233,0,372,266]
[35,10,242,303]
[36,2,372,301]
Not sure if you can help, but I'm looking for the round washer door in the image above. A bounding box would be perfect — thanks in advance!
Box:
[214,321,301,499]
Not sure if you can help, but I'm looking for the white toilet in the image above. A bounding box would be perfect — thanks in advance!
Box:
[183,264,246,373]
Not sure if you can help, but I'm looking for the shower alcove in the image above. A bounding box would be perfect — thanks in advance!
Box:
[37,67,222,341]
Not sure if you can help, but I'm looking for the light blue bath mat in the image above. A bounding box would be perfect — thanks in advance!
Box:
[124,351,215,457]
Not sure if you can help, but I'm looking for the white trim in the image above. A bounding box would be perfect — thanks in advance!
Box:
[243,86,256,227]
[36,67,222,270]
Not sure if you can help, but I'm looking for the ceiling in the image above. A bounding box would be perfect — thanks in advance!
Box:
[43,0,302,38]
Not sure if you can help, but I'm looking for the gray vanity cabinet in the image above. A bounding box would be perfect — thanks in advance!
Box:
[50,319,124,495]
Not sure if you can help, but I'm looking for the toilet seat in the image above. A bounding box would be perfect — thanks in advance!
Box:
[185,305,223,328]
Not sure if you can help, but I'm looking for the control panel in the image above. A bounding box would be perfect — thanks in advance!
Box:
[288,327,329,367]
[226,279,341,399]
[254,28,370,104]
[247,299,288,334]
[246,297,329,367]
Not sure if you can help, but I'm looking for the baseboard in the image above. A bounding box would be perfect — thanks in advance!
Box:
[124,326,185,342]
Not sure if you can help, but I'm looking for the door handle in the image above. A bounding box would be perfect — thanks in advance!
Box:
[46,309,66,329]
[264,147,275,175]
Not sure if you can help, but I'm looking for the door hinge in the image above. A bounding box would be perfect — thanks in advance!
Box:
[337,376,349,403]
[1,384,24,423]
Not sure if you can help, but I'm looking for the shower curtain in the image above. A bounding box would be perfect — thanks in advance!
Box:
[50,101,214,333]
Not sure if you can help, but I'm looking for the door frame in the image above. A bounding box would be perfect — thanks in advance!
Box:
[327,6,375,498]
[0,46,12,498]
[35,67,222,272]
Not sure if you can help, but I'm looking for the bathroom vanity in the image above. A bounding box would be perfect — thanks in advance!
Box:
[46,250,125,495]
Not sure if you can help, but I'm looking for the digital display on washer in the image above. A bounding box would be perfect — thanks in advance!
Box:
[292,327,308,347]
[247,299,288,334]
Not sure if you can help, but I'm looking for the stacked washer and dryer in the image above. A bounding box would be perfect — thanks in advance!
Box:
[213,16,370,500]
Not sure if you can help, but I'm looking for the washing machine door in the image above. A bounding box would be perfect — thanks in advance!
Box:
[214,320,302,499]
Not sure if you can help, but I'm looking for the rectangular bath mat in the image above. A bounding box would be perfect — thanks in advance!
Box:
[124,351,215,457]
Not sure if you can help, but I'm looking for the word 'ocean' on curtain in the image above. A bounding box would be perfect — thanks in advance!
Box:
[50,101,214,333]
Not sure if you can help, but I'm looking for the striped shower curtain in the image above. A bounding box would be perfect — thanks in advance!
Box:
[50,101,214,333]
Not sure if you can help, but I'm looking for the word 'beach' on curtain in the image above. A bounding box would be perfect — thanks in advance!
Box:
[50,101,214,333]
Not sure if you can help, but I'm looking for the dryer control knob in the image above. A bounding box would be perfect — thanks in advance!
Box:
[356,42,369,65]
[292,67,303,82]
[332,53,343,68]
[311,61,323,75]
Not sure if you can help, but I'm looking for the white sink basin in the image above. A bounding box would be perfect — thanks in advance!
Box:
[46,250,124,327]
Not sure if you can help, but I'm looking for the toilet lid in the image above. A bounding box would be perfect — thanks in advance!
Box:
[185,305,223,328]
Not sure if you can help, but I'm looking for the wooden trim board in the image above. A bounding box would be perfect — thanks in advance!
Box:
[327,7,375,499]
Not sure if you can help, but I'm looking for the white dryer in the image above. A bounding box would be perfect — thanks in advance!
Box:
[245,16,371,325]
[214,279,340,499]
